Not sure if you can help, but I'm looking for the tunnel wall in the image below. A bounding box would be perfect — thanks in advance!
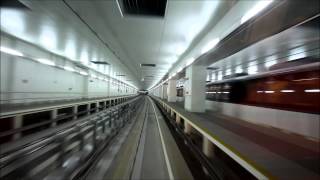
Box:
[0,34,136,104]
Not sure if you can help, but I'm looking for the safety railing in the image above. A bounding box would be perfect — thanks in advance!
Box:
[0,95,137,145]
[0,96,143,180]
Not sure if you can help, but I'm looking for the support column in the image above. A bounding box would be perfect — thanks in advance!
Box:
[51,109,58,127]
[184,121,193,134]
[87,104,90,115]
[159,85,163,99]
[176,115,181,124]
[73,106,78,120]
[13,115,23,140]
[167,79,177,102]
[184,64,206,112]
[170,110,174,117]
[163,84,168,99]
[203,137,215,158]
[96,102,99,112]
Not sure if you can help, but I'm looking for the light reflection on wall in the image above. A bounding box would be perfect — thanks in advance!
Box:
[217,71,223,80]
[65,38,77,60]
[247,62,258,74]
[40,25,57,49]
[80,50,89,65]
[0,9,26,36]
[235,65,243,73]
[288,48,307,61]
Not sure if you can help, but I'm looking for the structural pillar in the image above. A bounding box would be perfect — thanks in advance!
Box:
[51,109,58,127]
[163,84,168,99]
[73,106,78,120]
[184,64,206,112]
[13,115,23,140]
[184,121,193,134]
[160,85,166,99]
[203,137,215,158]
[159,85,163,99]
[167,79,177,102]
[176,115,181,125]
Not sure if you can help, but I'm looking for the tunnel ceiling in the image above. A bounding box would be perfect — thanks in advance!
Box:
[1,0,236,89]
[55,0,236,89]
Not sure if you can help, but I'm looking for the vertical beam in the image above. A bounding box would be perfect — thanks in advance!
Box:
[159,85,163,99]
[96,102,99,112]
[176,115,181,124]
[13,115,23,140]
[184,121,193,134]
[73,105,78,120]
[163,84,168,99]
[87,104,90,115]
[184,64,206,112]
[51,109,58,127]
[203,137,215,158]
[167,79,177,102]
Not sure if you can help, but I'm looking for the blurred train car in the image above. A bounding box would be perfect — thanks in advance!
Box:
[206,58,320,114]
[205,58,320,139]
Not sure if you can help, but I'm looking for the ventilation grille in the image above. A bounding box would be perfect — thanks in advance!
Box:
[140,63,156,67]
[90,61,109,65]
[120,0,167,17]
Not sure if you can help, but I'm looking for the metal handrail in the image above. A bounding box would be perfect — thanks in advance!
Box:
[0,94,137,118]
[0,96,142,179]
[0,97,136,139]
[0,97,139,156]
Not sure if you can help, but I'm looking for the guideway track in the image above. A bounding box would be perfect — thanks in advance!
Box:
[90,96,192,180]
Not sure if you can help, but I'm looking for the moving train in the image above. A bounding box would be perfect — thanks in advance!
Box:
[206,58,320,114]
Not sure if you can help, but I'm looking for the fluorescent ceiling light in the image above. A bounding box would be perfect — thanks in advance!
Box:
[293,78,319,82]
[116,0,124,17]
[281,90,295,93]
[64,66,75,72]
[91,74,97,78]
[0,46,23,56]
[241,0,273,24]
[79,71,88,76]
[37,58,55,66]
[201,38,220,54]
[264,90,274,93]
[186,57,195,66]
[176,46,186,55]
[305,89,320,93]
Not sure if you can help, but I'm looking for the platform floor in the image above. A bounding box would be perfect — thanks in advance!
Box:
[156,97,320,179]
